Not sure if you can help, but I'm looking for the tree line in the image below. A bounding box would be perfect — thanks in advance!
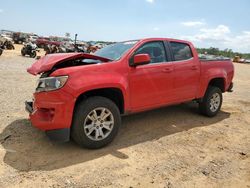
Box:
[196,47,250,59]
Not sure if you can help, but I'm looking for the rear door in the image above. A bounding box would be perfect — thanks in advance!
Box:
[168,41,200,101]
[129,41,174,111]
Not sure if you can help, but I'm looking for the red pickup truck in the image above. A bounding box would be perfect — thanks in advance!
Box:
[26,38,234,148]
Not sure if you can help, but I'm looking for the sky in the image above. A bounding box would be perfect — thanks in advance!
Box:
[0,0,250,53]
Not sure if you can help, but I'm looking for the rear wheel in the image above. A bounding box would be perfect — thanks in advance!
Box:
[21,48,25,56]
[10,44,15,50]
[71,96,121,149]
[199,86,222,117]
[6,43,14,50]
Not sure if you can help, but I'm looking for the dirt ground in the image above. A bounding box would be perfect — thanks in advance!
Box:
[0,45,249,188]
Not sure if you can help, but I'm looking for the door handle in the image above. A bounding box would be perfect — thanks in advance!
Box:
[191,65,198,70]
[162,68,173,73]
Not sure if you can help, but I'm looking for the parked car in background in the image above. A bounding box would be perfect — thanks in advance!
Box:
[60,42,76,52]
[0,34,12,41]
[239,59,246,63]
[12,32,29,44]
[36,37,61,48]
[28,35,39,43]
[50,36,73,43]
[0,30,14,38]
[0,34,15,49]
[26,38,234,149]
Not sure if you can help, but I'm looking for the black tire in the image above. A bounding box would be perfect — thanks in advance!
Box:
[199,86,223,117]
[71,96,121,149]
[21,48,25,56]
[10,44,15,50]
[6,44,14,50]
[30,51,36,58]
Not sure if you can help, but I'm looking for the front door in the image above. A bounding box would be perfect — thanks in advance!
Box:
[129,41,174,111]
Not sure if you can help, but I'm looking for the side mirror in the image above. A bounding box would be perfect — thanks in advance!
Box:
[132,54,151,66]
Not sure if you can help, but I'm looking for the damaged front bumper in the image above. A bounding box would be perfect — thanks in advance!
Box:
[25,98,72,143]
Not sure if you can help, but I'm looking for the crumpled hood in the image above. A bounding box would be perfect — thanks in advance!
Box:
[27,53,111,75]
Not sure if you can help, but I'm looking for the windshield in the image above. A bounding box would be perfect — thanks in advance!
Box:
[94,40,138,60]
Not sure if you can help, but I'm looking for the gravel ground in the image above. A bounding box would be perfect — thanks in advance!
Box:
[0,45,249,188]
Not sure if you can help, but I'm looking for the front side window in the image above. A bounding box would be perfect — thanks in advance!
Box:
[134,41,167,64]
[170,42,193,61]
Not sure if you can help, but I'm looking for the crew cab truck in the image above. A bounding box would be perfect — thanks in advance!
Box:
[25,38,234,149]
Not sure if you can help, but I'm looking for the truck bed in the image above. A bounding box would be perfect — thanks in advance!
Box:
[199,54,230,61]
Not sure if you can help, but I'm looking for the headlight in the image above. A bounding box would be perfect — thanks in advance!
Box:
[36,76,68,93]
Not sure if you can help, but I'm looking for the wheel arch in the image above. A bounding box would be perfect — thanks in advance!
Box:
[74,87,125,115]
[207,77,226,92]
[198,76,226,102]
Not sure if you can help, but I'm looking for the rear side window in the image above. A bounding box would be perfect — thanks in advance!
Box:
[170,42,193,61]
[135,41,167,64]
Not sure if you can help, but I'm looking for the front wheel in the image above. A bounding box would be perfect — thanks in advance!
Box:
[30,51,36,58]
[71,96,121,149]
[199,86,223,117]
